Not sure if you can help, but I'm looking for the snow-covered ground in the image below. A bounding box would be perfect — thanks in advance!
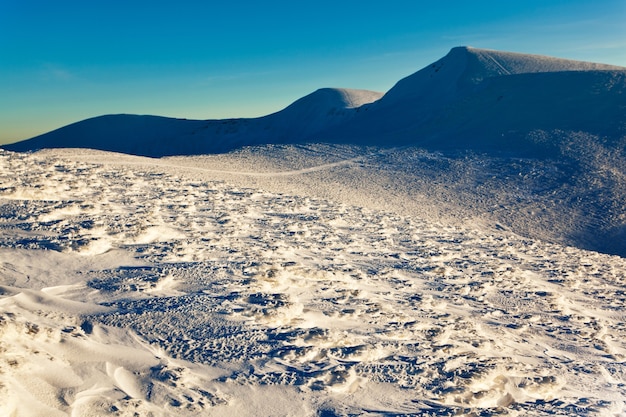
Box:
[1,148,625,416]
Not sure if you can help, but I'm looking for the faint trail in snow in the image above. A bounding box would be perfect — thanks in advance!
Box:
[159,157,362,177]
[76,154,363,177]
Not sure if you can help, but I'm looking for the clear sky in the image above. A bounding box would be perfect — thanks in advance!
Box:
[1,0,625,144]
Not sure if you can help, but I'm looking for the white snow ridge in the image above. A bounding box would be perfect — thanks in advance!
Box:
[2,47,626,416]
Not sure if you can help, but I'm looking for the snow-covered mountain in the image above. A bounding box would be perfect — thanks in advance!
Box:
[323,46,626,153]
[5,46,626,157]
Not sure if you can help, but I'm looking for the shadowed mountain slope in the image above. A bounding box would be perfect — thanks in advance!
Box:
[319,47,626,154]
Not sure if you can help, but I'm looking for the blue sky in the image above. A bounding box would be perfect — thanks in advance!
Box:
[1,0,625,144]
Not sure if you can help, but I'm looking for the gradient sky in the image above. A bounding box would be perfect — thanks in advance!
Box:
[2,0,625,144]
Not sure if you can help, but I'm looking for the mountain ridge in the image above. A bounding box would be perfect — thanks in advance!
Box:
[3,88,384,157]
[4,46,626,157]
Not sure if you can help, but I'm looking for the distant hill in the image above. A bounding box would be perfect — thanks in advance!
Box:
[3,88,383,157]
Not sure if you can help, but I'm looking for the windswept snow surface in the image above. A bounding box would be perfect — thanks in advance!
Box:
[1,148,625,416]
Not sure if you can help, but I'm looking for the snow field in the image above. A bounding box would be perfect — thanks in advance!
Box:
[1,149,625,416]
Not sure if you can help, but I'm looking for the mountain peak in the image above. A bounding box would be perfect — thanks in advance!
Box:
[379,46,625,106]
[262,87,383,140]
[281,87,383,112]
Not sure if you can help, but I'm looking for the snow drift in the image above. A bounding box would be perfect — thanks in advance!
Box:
[1,148,625,416]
